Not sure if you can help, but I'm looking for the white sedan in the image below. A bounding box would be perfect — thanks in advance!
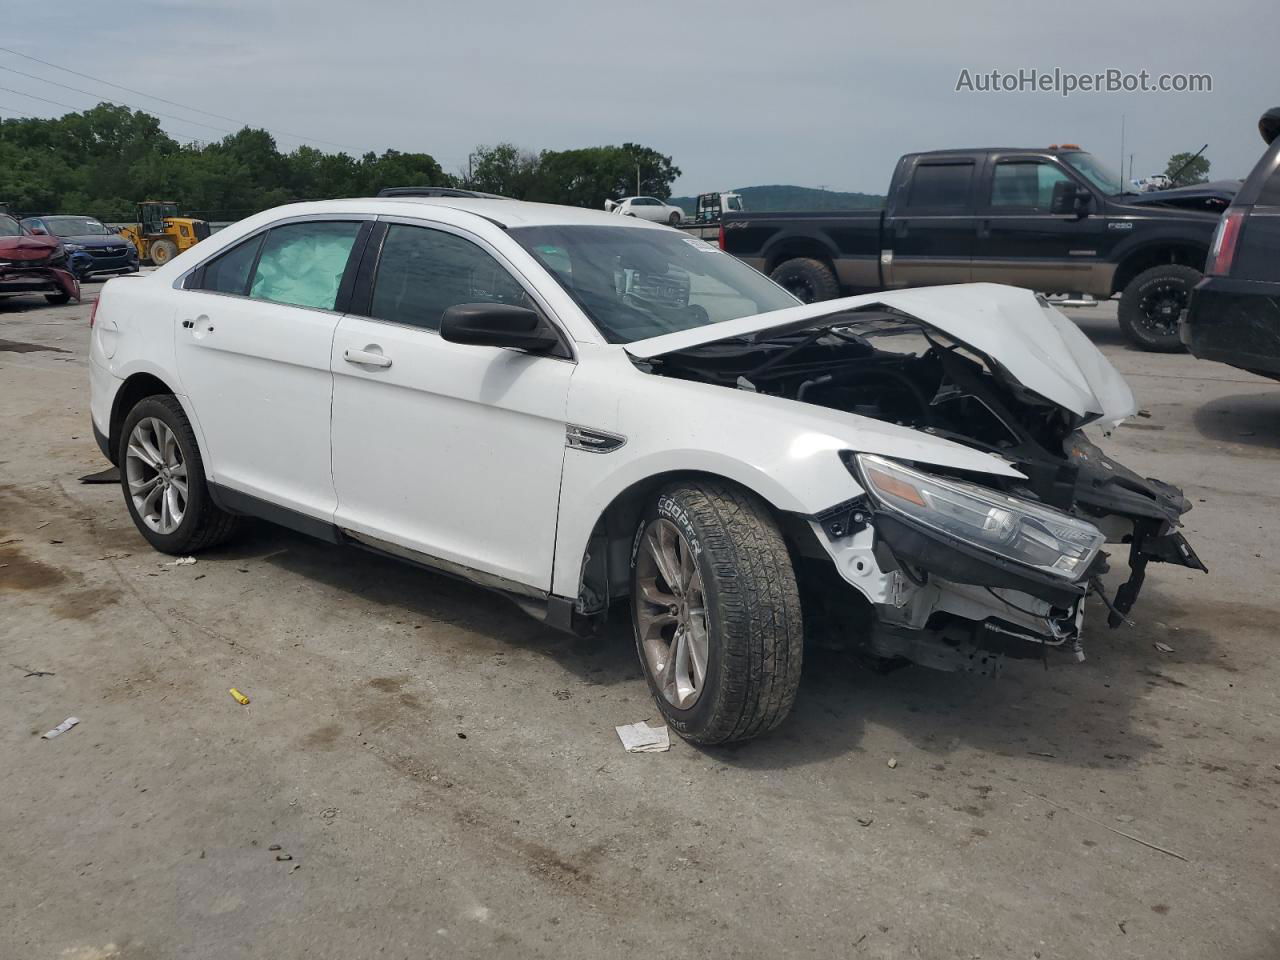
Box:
[88,198,1204,743]
[604,195,684,225]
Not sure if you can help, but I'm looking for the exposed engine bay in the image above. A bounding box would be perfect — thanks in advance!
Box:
[638,303,1206,674]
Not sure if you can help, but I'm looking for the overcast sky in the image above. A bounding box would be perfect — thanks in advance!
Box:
[5,0,1276,195]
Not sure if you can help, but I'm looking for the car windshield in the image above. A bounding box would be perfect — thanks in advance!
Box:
[0,215,21,237]
[510,224,800,343]
[42,216,110,237]
[1062,152,1125,195]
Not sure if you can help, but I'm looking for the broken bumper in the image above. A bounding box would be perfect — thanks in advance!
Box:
[809,445,1204,670]
[0,265,80,301]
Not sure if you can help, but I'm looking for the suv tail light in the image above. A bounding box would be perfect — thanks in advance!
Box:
[89,294,100,328]
[1206,209,1245,277]
[717,225,725,250]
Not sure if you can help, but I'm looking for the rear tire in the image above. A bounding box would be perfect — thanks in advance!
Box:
[668,212,682,226]
[118,395,240,555]
[630,481,804,745]
[149,239,178,266]
[769,257,840,303]
[1118,264,1199,352]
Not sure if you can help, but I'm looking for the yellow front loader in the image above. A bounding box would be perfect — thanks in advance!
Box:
[118,201,210,266]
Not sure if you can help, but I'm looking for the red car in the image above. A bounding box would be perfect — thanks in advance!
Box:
[0,213,80,305]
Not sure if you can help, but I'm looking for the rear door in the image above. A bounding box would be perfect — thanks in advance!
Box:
[883,157,978,287]
[329,219,574,593]
[175,216,368,518]
[970,155,1110,294]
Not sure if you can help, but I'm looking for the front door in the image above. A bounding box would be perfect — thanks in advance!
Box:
[330,221,574,593]
[970,156,1111,295]
[175,218,366,519]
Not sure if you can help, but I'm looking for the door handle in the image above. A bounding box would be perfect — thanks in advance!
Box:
[343,347,392,368]
[977,219,991,239]
[894,220,909,239]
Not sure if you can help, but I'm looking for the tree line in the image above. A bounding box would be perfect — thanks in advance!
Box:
[0,104,681,222]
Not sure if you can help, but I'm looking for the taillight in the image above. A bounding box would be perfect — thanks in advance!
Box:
[1206,208,1245,277]
[718,225,725,250]
[89,294,100,328]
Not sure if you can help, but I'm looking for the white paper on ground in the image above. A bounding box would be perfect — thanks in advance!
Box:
[42,717,80,739]
[615,721,670,753]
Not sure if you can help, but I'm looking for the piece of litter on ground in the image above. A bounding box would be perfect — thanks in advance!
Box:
[1154,642,1174,654]
[615,721,670,753]
[856,817,874,826]
[275,854,293,862]
[1030,751,1057,758]
[229,688,250,705]
[42,717,80,739]
[11,663,54,678]
[887,757,898,769]
[168,556,197,566]
[36,520,50,529]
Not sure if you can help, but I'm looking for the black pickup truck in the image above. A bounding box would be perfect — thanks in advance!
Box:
[719,147,1222,350]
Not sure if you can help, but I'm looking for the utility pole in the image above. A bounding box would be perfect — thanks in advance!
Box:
[636,163,641,197]
[1119,114,1125,190]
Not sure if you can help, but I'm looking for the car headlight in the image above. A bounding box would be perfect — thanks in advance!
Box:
[64,242,84,252]
[853,453,1104,580]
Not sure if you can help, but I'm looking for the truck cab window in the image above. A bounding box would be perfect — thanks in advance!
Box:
[990,161,1073,210]
[906,162,974,209]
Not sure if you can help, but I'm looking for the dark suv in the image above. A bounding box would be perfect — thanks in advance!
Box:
[1182,108,1280,379]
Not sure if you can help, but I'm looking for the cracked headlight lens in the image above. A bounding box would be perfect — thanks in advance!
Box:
[854,453,1104,580]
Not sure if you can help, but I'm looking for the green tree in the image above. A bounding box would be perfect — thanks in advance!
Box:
[463,143,539,198]
[1163,152,1210,187]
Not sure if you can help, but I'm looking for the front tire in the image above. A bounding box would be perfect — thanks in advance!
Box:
[769,257,839,303]
[119,395,240,554]
[631,481,803,745]
[44,292,72,305]
[149,239,178,266]
[1118,264,1199,352]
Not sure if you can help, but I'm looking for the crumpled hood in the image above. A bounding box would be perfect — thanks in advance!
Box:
[627,283,1137,425]
[0,235,61,260]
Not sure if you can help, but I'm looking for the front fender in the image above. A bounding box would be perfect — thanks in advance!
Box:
[550,346,1024,599]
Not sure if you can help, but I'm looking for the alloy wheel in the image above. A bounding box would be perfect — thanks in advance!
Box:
[634,518,710,708]
[125,417,188,534]
[1137,280,1189,335]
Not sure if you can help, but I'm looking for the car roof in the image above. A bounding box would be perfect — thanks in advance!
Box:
[281,197,675,230]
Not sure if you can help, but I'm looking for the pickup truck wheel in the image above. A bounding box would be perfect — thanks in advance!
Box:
[119,395,240,554]
[1118,264,1199,352]
[770,257,839,303]
[631,481,804,745]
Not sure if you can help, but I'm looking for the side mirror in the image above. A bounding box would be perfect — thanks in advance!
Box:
[1050,181,1092,218]
[28,226,48,235]
[440,303,560,353]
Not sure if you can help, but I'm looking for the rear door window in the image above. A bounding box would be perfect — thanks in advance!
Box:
[906,162,975,210]
[249,221,362,310]
[197,235,265,295]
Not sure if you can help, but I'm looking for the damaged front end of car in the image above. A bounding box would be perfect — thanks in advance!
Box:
[632,284,1206,674]
[0,243,81,302]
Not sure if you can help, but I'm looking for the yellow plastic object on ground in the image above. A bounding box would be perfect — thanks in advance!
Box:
[229,688,250,705]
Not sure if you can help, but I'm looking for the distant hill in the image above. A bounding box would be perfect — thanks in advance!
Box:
[672,184,885,214]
